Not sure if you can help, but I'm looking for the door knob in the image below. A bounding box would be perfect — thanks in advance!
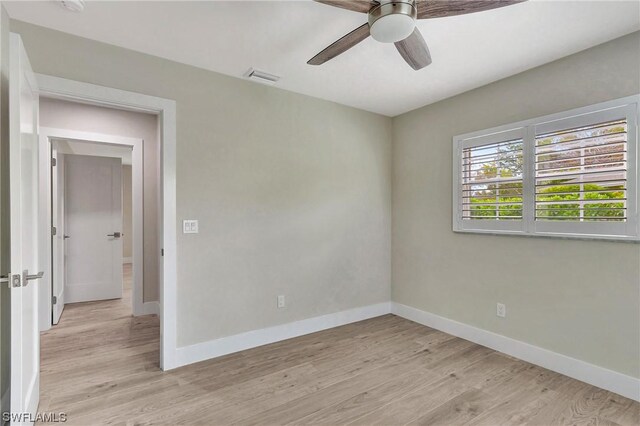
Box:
[107,232,122,238]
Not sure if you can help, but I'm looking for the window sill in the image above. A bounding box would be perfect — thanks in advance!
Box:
[453,227,640,243]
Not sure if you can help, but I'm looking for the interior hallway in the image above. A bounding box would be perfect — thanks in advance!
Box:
[38,264,159,423]
[37,266,639,425]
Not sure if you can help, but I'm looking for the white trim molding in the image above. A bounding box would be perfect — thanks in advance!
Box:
[141,301,160,316]
[37,74,177,371]
[392,302,640,402]
[174,302,391,369]
[39,127,145,325]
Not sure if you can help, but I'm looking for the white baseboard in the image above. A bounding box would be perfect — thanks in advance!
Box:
[166,298,639,401]
[173,302,391,369]
[391,302,640,402]
[123,257,132,264]
[140,301,160,316]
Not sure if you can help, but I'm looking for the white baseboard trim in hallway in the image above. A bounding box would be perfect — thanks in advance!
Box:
[173,302,391,369]
[391,302,640,402]
[141,301,160,316]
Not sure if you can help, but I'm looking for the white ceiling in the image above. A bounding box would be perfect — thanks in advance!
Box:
[5,1,640,116]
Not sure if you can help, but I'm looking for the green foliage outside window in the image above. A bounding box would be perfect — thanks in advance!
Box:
[468,182,624,220]
[535,182,625,220]
[467,122,626,221]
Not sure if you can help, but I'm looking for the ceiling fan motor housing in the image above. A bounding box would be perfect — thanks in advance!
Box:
[368,1,417,43]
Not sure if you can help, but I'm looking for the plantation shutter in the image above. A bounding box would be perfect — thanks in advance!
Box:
[454,98,638,240]
[455,128,526,233]
[462,140,524,219]
[535,119,627,222]
[532,103,637,238]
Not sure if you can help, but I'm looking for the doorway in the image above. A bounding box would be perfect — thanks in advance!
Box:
[8,31,177,418]
[51,140,140,322]
[34,74,178,371]
[40,129,145,329]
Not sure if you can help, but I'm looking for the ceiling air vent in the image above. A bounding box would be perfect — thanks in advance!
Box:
[243,68,280,86]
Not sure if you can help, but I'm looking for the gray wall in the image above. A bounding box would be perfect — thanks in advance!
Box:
[40,98,158,301]
[392,31,640,378]
[11,21,392,347]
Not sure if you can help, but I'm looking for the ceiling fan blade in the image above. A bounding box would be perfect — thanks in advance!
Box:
[416,0,526,19]
[394,28,432,70]
[308,23,371,65]
[314,0,375,14]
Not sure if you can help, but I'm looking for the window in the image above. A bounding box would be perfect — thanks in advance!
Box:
[535,119,627,222]
[462,138,523,221]
[453,96,639,241]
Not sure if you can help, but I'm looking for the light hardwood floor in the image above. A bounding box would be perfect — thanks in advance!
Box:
[39,265,639,425]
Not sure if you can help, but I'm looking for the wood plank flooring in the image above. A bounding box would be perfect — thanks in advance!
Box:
[39,265,639,425]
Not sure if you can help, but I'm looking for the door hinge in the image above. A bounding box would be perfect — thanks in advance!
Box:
[161,248,164,256]
[52,296,57,305]
[52,158,57,166]
[52,226,57,236]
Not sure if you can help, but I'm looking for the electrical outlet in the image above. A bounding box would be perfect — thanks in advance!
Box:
[277,295,286,309]
[497,303,506,318]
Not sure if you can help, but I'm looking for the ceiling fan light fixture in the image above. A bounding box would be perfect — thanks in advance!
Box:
[368,1,417,43]
[370,14,415,43]
[59,0,85,12]
[310,0,526,69]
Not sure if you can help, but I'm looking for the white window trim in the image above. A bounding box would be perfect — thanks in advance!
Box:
[453,95,640,242]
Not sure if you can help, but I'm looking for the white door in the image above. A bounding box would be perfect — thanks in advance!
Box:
[51,148,65,323]
[65,155,123,303]
[9,33,41,424]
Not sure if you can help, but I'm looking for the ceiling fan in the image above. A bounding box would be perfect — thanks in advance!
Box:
[308,0,525,70]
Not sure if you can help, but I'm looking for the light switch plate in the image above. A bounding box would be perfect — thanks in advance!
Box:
[183,219,199,234]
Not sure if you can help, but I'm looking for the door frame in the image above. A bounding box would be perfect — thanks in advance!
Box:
[39,127,144,328]
[35,74,177,370]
